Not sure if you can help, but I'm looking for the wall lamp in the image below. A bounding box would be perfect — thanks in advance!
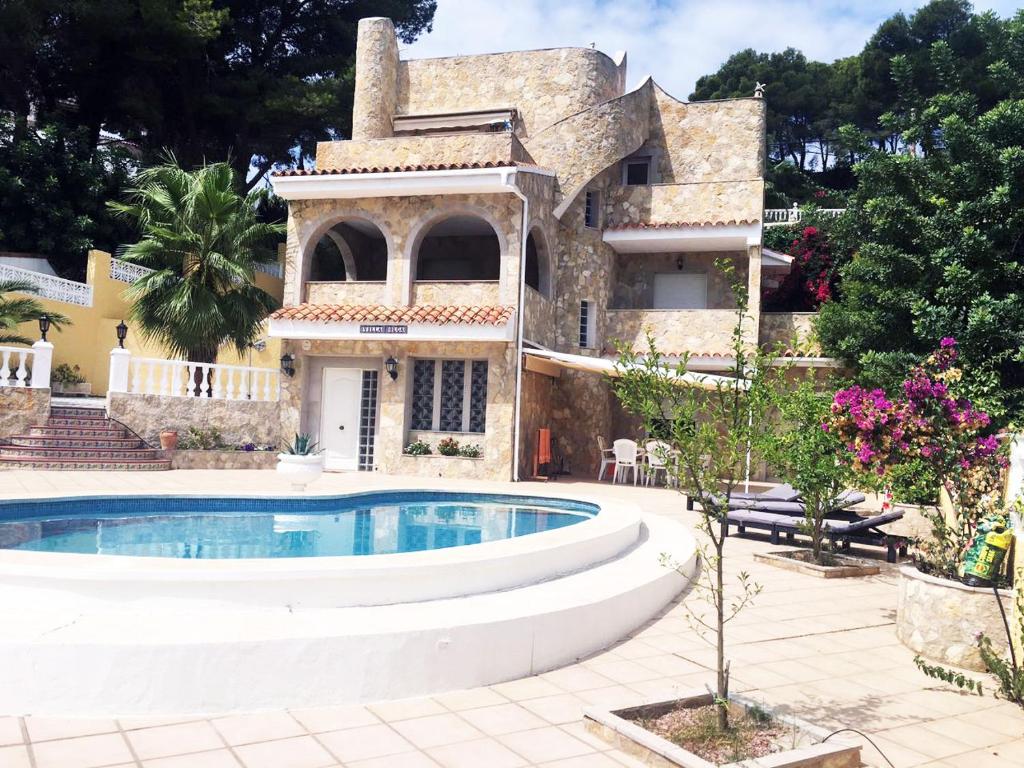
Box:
[384,356,399,381]
[280,353,295,378]
[38,315,51,342]
[115,320,128,348]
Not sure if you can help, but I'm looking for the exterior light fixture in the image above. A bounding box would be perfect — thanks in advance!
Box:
[115,320,128,348]
[385,356,399,381]
[280,353,295,378]
[676,256,684,271]
[38,315,50,342]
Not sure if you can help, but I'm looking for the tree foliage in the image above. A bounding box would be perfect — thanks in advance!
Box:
[0,279,68,345]
[108,158,283,364]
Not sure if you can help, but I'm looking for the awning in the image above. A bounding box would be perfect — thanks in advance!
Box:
[522,348,749,391]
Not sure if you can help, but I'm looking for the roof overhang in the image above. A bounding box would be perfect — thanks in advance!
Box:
[522,348,748,391]
[602,222,762,253]
[269,316,515,343]
[393,108,516,134]
[270,165,553,201]
[762,248,794,270]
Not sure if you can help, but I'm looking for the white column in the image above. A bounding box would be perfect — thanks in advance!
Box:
[108,347,132,394]
[30,340,53,389]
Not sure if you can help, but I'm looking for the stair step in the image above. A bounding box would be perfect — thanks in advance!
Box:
[0,445,161,460]
[0,457,171,471]
[50,406,107,419]
[29,425,129,438]
[7,436,145,449]
[46,417,119,428]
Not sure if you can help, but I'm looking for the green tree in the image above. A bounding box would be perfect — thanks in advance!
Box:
[108,158,283,364]
[817,12,1024,422]
[0,279,68,345]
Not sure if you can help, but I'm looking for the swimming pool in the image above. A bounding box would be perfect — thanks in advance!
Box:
[0,492,597,559]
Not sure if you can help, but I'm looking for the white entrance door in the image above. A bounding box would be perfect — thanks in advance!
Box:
[320,368,362,471]
[653,273,708,309]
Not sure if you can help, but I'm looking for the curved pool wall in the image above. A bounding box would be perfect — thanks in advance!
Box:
[0,492,637,608]
[0,488,698,715]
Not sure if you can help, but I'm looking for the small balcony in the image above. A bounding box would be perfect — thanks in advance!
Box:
[305,281,388,305]
[606,309,741,357]
[604,180,763,236]
[412,281,500,306]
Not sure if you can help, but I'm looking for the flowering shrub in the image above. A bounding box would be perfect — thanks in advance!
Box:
[437,437,460,456]
[827,339,1005,577]
[762,225,836,311]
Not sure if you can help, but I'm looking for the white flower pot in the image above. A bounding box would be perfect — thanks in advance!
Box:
[276,453,325,492]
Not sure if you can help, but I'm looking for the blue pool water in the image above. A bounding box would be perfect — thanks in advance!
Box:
[0,492,597,559]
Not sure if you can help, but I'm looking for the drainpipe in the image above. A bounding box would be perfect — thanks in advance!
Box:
[504,169,528,482]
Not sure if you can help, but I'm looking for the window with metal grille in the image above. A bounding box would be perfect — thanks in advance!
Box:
[579,300,595,348]
[584,190,600,228]
[409,359,488,433]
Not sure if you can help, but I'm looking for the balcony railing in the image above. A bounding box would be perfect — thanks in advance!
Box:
[113,355,280,401]
[110,257,283,284]
[0,263,93,307]
[606,309,744,356]
[764,204,846,225]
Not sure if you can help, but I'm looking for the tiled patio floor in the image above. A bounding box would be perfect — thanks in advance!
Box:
[1,470,1021,768]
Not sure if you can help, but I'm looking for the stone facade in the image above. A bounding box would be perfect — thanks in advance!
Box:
[169,450,277,470]
[0,387,50,443]
[107,393,281,448]
[759,312,820,353]
[896,565,1013,671]
[271,19,772,483]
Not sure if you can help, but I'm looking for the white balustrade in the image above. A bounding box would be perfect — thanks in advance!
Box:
[0,263,93,306]
[256,261,283,279]
[764,204,847,226]
[125,356,280,402]
[0,340,52,388]
[109,258,155,284]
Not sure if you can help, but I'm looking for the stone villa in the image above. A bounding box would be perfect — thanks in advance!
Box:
[269,17,801,481]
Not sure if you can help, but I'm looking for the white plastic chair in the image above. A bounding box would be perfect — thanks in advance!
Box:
[643,440,672,487]
[612,439,639,485]
[596,435,615,481]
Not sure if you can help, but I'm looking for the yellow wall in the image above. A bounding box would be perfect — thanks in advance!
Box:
[14,250,284,395]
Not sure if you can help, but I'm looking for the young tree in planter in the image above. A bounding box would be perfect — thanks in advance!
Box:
[611,262,769,731]
[759,368,858,564]
[108,158,283,366]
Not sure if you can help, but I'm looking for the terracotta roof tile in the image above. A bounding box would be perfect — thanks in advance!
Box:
[605,219,760,230]
[271,304,515,326]
[273,161,517,177]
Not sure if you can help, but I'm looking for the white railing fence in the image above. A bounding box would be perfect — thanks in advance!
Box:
[108,350,279,402]
[764,203,846,225]
[0,341,52,388]
[0,263,93,307]
[109,257,283,283]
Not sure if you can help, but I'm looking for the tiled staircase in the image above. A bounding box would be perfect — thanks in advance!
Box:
[0,404,171,471]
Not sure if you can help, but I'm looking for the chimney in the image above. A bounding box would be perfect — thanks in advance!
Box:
[351,17,400,140]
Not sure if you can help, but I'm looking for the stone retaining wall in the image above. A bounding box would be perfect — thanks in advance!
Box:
[0,387,50,440]
[168,450,277,470]
[896,565,1013,671]
[107,393,281,449]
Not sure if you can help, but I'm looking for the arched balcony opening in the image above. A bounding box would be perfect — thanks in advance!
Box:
[307,219,388,283]
[415,215,500,282]
[524,228,551,297]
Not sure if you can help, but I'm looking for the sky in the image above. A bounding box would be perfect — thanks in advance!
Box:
[404,0,1022,99]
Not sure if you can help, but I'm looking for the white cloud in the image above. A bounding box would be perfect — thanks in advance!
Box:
[404,0,1022,98]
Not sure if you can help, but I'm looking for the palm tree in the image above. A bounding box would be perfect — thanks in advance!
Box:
[0,279,68,345]
[108,157,283,364]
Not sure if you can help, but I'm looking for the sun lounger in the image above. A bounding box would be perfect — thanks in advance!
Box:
[721,508,908,563]
[690,487,866,513]
[729,483,800,502]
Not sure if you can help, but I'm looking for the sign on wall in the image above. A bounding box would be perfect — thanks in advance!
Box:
[359,324,409,335]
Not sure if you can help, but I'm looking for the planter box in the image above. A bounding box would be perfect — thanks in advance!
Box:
[754,550,881,579]
[585,689,860,768]
[896,564,1013,671]
[52,382,91,396]
[167,450,277,470]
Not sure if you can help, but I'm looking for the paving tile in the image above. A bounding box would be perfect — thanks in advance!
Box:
[118,716,203,731]
[143,748,243,767]
[518,693,589,725]
[367,697,446,722]
[432,687,507,711]
[489,676,563,701]
[289,705,380,734]
[541,666,616,693]
[32,732,135,768]
[234,735,336,768]
[212,712,305,746]
[457,703,547,736]
[348,751,441,768]
[426,737,529,768]
[24,717,119,742]
[389,713,483,749]
[126,721,224,760]
[497,726,595,763]
[0,744,31,768]
[317,723,415,763]
[878,724,979,761]
[0,718,22,747]
[575,685,648,709]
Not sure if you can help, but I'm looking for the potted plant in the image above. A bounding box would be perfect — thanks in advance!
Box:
[437,437,460,456]
[403,441,432,455]
[159,428,179,451]
[51,363,90,396]
[277,433,324,491]
[458,444,482,458]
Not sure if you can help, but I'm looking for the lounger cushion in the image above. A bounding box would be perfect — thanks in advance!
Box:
[730,484,800,502]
